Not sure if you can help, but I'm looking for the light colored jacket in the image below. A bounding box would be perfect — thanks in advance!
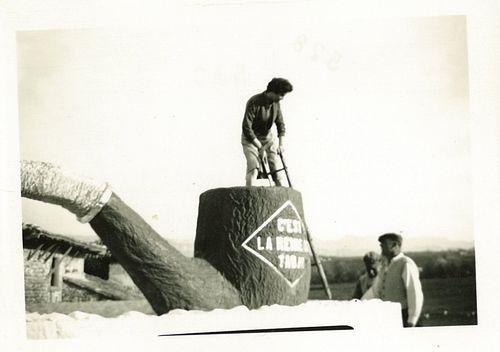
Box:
[373,253,424,325]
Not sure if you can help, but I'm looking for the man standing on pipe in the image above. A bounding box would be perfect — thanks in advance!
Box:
[241,78,293,186]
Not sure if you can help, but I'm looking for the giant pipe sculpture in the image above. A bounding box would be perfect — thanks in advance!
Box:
[195,187,311,308]
[21,160,311,315]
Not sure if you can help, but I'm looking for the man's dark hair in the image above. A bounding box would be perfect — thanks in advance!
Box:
[266,78,293,95]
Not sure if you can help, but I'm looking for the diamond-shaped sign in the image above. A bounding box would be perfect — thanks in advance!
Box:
[241,200,311,288]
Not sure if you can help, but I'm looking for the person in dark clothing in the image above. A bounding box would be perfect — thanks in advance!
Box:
[241,78,293,186]
[352,251,380,299]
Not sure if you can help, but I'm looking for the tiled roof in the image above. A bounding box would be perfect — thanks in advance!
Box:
[22,223,114,261]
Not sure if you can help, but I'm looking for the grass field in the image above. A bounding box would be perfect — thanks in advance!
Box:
[27,277,477,327]
[309,276,477,327]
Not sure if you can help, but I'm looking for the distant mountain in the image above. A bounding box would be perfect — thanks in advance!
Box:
[59,230,474,259]
[165,235,474,258]
[313,235,474,257]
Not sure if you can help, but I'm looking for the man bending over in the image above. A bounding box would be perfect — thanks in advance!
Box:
[241,78,293,186]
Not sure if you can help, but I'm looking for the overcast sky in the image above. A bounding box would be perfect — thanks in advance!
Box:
[17,13,472,244]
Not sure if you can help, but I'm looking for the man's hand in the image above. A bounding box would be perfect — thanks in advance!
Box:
[260,141,272,151]
[259,148,268,164]
[277,144,285,154]
[278,136,285,154]
[252,138,263,150]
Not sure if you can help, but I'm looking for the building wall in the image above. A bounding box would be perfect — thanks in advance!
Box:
[24,249,86,304]
[23,249,52,304]
[65,257,84,275]
[24,248,142,304]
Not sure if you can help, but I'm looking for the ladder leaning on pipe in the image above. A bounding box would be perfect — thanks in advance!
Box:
[258,151,333,300]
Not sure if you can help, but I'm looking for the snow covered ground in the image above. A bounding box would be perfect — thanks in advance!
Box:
[26,299,402,339]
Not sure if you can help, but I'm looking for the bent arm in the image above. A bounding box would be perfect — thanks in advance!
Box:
[275,103,286,138]
[242,103,258,142]
[402,260,424,326]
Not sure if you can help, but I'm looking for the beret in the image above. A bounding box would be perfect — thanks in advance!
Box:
[378,233,403,244]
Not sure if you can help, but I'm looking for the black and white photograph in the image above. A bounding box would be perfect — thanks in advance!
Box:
[1,1,499,351]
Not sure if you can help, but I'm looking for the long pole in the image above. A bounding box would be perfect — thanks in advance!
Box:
[278,151,293,188]
[278,151,333,300]
[305,224,333,300]
[259,155,273,186]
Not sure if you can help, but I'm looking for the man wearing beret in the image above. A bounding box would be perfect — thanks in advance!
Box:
[373,233,424,327]
[241,78,293,186]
